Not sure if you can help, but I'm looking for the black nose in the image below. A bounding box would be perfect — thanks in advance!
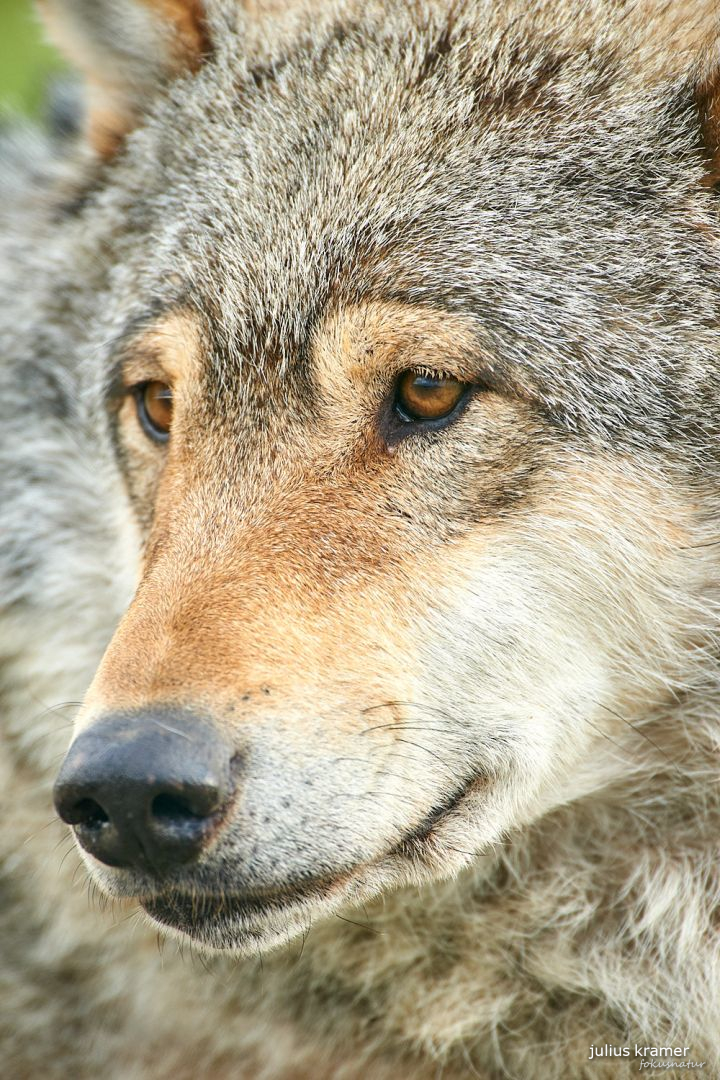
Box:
[53,711,234,873]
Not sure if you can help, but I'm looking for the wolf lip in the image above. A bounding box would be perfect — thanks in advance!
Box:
[141,879,328,935]
[396,769,488,850]
[142,891,268,932]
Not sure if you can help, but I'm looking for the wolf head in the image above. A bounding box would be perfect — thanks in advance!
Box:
[33,0,720,952]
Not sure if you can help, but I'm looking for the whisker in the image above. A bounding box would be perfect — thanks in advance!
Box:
[58,843,80,873]
[23,815,61,846]
[579,714,637,760]
[334,913,383,935]
[394,738,457,776]
[70,858,86,886]
[593,701,683,773]
[21,717,77,756]
[102,907,140,935]
[294,926,309,963]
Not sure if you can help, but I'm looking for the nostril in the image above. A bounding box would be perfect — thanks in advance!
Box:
[151,793,204,823]
[71,798,109,830]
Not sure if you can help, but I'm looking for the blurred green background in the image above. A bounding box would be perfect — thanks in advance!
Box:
[0,0,65,117]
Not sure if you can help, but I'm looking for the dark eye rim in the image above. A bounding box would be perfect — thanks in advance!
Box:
[132,382,172,444]
[392,371,475,429]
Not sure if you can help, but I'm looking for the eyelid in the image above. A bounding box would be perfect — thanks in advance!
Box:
[136,381,173,399]
[407,365,456,381]
[123,369,171,394]
[387,355,480,384]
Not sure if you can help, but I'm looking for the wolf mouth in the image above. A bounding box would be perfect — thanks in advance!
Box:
[141,884,324,937]
[394,768,488,850]
[142,885,306,937]
[140,770,488,940]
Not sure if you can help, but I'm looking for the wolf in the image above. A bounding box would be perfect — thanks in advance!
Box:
[1,1,720,1077]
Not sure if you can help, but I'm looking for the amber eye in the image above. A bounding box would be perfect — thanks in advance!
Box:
[395,370,468,423]
[136,381,173,441]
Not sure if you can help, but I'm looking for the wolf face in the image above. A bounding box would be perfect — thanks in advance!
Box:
[39,0,720,955]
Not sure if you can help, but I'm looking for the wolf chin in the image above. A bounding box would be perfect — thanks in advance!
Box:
[2,1,720,1077]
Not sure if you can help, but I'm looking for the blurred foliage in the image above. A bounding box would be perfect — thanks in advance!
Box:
[0,0,65,117]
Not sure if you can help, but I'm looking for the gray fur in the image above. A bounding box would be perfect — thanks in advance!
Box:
[2,1,720,1077]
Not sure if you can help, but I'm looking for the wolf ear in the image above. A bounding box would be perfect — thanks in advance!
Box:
[37,1,211,158]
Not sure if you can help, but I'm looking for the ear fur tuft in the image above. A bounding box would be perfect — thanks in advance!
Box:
[36,0,211,158]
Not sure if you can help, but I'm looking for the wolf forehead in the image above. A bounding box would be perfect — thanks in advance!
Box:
[81,2,720,445]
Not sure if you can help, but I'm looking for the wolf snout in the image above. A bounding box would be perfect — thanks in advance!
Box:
[53,710,235,873]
